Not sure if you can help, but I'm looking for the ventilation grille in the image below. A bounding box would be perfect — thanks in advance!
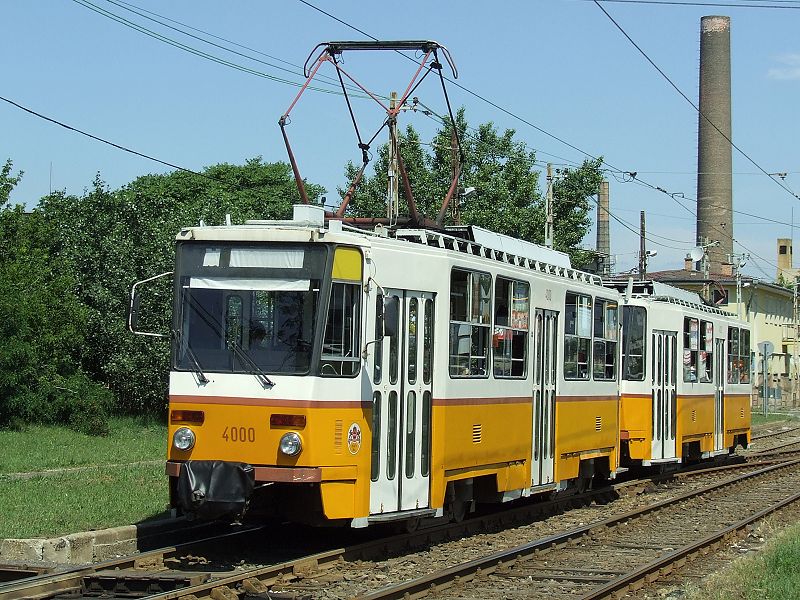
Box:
[472,424,482,444]
[595,416,602,431]
[740,407,745,419]
[691,409,697,423]
[334,420,343,454]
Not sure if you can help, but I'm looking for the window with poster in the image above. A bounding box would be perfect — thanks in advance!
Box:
[683,317,700,382]
[492,277,529,378]
[698,320,713,382]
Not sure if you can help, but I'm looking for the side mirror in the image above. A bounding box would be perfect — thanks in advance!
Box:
[128,271,173,338]
[383,296,399,339]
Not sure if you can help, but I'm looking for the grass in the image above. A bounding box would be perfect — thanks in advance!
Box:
[688,522,800,600]
[0,417,169,539]
[751,412,796,427]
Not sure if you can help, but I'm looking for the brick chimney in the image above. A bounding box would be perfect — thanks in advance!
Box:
[720,262,733,277]
[684,255,694,271]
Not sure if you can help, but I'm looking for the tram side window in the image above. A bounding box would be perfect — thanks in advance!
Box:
[564,292,592,380]
[320,282,361,377]
[699,321,714,382]
[449,268,492,377]
[727,327,751,384]
[593,299,618,380]
[493,277,530,378]
[683,317,700,382]
[622,306,646,381]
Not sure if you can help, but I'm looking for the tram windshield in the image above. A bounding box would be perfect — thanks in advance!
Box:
[174,243,327,375]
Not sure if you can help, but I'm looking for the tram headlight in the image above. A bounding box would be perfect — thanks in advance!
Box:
[279,432,302,456]
[173,427,196,451]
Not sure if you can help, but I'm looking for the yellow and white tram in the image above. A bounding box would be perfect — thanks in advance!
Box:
[131,205,751,527]
[613,281,751,468]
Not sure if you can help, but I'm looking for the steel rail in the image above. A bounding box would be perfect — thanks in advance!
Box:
[0,525,264,600]
[352,459,800,600]
[580,490,800,598]
[750,425,800,441]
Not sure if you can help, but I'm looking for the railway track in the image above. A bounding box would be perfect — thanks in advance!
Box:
[350,459,800,599]
[1,456,787,599]
[750,424,799,442]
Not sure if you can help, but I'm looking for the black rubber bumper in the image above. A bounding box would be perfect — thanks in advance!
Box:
[174,460,255,520]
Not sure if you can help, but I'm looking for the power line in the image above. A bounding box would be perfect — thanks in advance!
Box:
[582,0,800,9]
[0,94,279,195]
[592,0,800,204]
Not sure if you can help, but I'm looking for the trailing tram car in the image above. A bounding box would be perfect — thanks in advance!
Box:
[132,204,626,527]
[611,280,751,468]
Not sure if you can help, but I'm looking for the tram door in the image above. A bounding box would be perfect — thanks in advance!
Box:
[713,337,725,451]
[531,309,558,486]
[651,330,677,460]
[369,289,435,515]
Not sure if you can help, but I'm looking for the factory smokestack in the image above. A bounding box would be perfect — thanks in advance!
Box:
[696,15,733,273]
[596,180,610,277]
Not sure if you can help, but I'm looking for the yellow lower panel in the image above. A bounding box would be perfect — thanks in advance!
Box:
[724,394,751,447]
[620,394,652,461]
[320,481,357,519]
[555,398,619,481]
[676,395,714,455]
[430,401,532,507]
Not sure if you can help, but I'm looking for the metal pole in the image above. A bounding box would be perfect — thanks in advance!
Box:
[387,92,399,222]
[638,211,646,279]
[794,277,799,408]
[546,164,553,248]
[763,351,769,417]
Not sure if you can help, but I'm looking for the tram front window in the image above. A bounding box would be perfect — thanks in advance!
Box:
[174,243,325,375]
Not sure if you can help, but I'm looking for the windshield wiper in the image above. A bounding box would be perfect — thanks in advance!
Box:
[229,341,275,389]
[174,329,209,384]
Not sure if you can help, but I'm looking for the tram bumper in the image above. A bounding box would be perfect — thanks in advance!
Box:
[173,460,255,520]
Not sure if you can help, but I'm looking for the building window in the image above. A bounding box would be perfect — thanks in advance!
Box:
[564,292,592,380]
[593,299,619,380]
[780,245,788,255]
[449,269,491,377]
[493,277,530,378]
[622,306,646,381]
[728,327,751,384]
[683,317,700,382]
[712,289,729,306]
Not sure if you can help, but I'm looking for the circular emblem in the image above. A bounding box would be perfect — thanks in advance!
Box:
[347,422,362,455]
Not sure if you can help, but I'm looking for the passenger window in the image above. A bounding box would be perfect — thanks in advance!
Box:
[387,391,398,480]
[564,292,592,380]
[699,321,713,382]
[370,392,381,482]
[226,294,243,349]
[421,390,431,477]
[408,298,418,384]
[389,295,400,384]
[493,278,530,378]
[592,299,618,380]
[449,269,491,377]
[405,391,416,478]
[320,282,361,377]
[374,295,383,384]
[622,306,646,381]
[727,327,751,384]
[683,317,699,382]
[423,299,434,385]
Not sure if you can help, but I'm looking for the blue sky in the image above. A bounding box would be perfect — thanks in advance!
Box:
[2,0,799,278]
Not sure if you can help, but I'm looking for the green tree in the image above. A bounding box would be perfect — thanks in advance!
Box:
[40,159,323,416]
[0,161,112,434]
[342,109,603,266]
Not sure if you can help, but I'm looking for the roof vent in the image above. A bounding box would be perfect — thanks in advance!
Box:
[293,204,325,227]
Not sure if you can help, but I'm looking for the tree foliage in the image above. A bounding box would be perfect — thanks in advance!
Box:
[39,159,323,418]
[343,109,603,266]
[0,162,112,434]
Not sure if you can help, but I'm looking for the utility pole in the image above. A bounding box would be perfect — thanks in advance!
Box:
[789,275,800,408]
[545,163,554,249]
[386,91,399,222]
[451,128,461,224]
[638,211,647,279]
